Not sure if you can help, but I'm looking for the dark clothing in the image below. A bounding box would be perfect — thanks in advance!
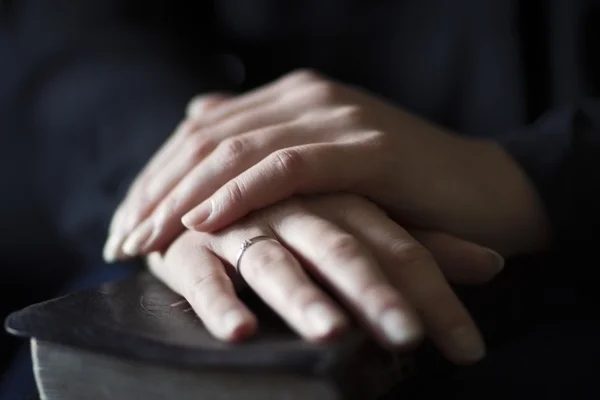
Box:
[3,0,600,256]
[1,0,600,398]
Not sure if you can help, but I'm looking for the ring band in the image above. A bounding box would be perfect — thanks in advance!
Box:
[235,235,280,277]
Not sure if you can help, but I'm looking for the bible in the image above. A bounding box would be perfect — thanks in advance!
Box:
[5,272,415,400]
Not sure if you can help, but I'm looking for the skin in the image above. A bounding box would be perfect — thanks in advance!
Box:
[101,69,547,365]
[146,194,504,365]
[105,70,550,262]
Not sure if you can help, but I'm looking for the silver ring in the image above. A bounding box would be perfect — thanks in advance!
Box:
[235,235,280,277]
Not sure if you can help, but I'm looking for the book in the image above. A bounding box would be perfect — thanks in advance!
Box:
[5,272,415,400]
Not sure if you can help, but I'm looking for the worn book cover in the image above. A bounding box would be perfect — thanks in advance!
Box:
[5,272,415,399]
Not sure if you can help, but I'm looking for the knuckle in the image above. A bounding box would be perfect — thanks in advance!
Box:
[186,94,217,117]
[389,242,434,269]
[218,137,248,167]
[186,94,203,109]
[185,97,203,117]
[305,81,339,103]
[187,93,229,117]
[323,234,364,263]
[222,179,247,207]
[244,246,291,277]
[335,105,365,125]
[270,148,304,179]
[284,69,322,86]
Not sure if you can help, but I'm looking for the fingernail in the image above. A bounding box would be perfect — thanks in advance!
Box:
[379,309,422,345]
[102,234,122,263]
[449,326,486,362]
[122,222,153,257]
[486,248,505,272]
[305,303,348,337]
[153,207,169,231]
[141,209,169,252]
[182,201,212,229]
[139,224,160,254]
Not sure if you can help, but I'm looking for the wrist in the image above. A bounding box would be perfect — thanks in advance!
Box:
[459,138,552,255]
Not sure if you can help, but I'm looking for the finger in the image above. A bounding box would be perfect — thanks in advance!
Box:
[103,121,196,262]
[104,94,226,262]
[117,74,347,257]
[409,231,505,284]
[103,206,127,262]
[196,69,321,127]
[147,238,257,342]
[118,136,221,258]
[186,93,231,118]
[137,93,224,188]
[208,224,349,341]
[114,119,202,231]
[122,98,299,258]
[148,94,229,189]
[117,71,335,239]
[182,143,369,232]
[319,198,486,364]
[122,104,334,257]
[139,122,320,255]
[271,201,423,349]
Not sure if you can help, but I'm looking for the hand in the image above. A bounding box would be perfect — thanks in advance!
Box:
[147,194,504,365]
[105,70,549,262]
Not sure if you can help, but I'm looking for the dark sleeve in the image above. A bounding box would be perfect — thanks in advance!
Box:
[7,1,233,261]
[499,100,600,248]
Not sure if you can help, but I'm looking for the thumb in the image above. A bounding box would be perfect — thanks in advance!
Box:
[410,230,505,285]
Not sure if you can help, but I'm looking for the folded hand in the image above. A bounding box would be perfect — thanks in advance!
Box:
[105,70,547,262]
[147,194,504,365]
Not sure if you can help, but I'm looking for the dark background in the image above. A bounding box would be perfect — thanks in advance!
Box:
[0,21,77,372]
